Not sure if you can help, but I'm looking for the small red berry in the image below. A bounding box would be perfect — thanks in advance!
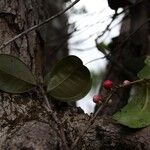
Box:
[93,95,103,104]
[103,80,113,90]
[123,80,130,86]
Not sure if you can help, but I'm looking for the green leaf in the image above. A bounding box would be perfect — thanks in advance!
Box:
[113,86,150,128]
[44,55,92,102]
[138,65,150,79]
[138,56,150,79]
[96,42,109,55]
[0,54,36,93]
[145,56,150,66]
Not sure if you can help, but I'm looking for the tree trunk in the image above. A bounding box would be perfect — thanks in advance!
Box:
[0,0,150,150]
[0,0,69,76]
[97,0,150,115]
[0,0,69,149]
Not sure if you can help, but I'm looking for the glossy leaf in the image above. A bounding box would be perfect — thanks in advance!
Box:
[138,56,150,79]
[113,86,150,128]
[0,54,36,93]
[45,55,92,101]
[138,65,150,79]
[145,56,150,66]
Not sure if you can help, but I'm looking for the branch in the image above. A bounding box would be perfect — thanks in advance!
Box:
[39,85,69,150]
[95,41,137,80]
[71,92,113,149]
[70,78,148,149]
[95,12,118,43]
[0,0,80,51]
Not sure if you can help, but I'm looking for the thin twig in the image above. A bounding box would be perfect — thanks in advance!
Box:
[70,92,113,150]
[84,57,105,65]
[0,0,80,51]
[95,12,117,43]
[98,17,150,81]
[70,77,147,149]
[118,78,145,88]
[95,0,143,43]
[39,86,69,150]
[94,19,150,80]
[95,42,137,80]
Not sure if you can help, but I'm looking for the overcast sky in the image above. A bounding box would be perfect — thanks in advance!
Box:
[68,0,123,113]
[69,0,123,67]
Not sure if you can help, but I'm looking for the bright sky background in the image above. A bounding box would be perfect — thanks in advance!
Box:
[67,0,123,114]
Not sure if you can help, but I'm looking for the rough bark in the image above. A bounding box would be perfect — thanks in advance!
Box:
[1,107,150,150]
[0,0,150,150]
[0,0,69,76]
[0,0,69,149]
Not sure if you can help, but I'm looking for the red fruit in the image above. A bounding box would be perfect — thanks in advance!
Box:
[103,80,113,90]
[123,80,130,86]
[93,95,103,104]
